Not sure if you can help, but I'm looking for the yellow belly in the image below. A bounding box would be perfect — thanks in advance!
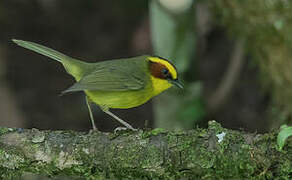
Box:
[85,88,152,109]
[85,75,172,109]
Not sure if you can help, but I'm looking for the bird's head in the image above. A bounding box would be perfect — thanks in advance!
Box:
[148,56,183,95]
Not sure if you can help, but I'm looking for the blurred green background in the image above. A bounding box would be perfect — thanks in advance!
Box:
[0,0,291,133]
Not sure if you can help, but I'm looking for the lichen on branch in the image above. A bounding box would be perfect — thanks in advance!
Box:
[0,121,290,179]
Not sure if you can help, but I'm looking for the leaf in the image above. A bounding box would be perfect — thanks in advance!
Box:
[149,0,195,72]
[277,125,292,151]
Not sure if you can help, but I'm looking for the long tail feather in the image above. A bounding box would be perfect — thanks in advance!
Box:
[12,39,89,81]
[12,39,69,63]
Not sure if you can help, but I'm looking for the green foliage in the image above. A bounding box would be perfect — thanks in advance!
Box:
[150,0,195,72]
[277,125,292,151]
[209,0,292,127]
[154,82,205,129]
[178,82,206,129]
[150,0,203,129]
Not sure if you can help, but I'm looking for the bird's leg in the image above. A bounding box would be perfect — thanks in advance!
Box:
[85,96,97,130]
[100,106,137,131]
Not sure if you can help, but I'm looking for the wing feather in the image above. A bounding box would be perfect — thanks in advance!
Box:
[62,56,148,93]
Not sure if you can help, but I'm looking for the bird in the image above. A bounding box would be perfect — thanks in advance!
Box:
[12,39,183,130]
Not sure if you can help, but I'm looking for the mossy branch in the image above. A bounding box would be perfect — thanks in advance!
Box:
[0,121,291,179]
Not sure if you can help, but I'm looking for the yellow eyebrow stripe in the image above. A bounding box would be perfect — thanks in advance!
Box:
[148,56,178,79]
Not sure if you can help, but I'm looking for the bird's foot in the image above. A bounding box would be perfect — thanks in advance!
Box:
[114,126,137,133]
[89,128,99,134]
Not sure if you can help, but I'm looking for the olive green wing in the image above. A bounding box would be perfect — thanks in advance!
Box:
[62,57,149,93]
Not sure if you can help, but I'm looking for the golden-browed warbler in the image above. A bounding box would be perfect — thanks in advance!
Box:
[12,39,183,130]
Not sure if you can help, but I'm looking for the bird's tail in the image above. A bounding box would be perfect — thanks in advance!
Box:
[12,39,88,81]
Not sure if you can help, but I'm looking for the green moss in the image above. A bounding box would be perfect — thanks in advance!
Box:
[141,128,168,139]
[0,149,25,169]
[0,168,22,179]
[207,120,224,133]
[0,124,290,179]
[0,127,15,136]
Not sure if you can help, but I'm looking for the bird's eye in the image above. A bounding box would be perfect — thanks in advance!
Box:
[162,68,168,75]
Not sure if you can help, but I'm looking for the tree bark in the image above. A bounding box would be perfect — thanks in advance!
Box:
[0,121,291,179]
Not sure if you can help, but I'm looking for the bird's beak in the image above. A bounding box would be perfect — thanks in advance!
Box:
[169,79,184,89]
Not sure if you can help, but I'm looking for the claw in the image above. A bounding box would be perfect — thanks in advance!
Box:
[114,126,137,133]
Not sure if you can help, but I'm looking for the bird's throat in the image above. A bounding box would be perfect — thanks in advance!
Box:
[150,75,172,96]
